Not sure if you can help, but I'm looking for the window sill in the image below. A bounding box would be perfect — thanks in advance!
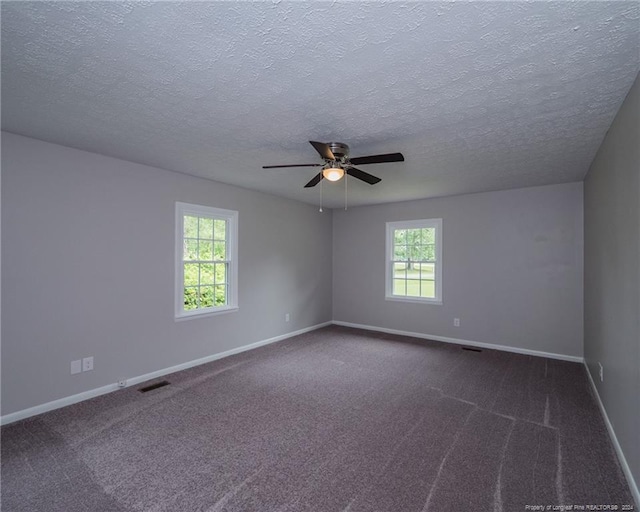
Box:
[385,296,443,305]
[175,306,239,321]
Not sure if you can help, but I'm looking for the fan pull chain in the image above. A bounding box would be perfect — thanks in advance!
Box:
[344,169,348,210]
[319,174,323,213]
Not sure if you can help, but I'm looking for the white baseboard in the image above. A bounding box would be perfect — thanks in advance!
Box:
[332,320,584,363]
[0,321,332,426]
[584,362,639,508]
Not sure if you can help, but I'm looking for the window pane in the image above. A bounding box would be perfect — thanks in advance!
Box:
[394,229,406,245]
[199,218,213,239]
[405,261,419,277]
[200,286,214,307]
[422,228,435,244]
[200,263,214,284]
[199,240,213,261]
[406,279,420,297]
[424,244,436,260]
[407,228,421,247]
[215,263,226,284]
[393,244,408,260]
[420,280,435,298]
[214,241,226,260]
[393,262,407,278]
[409,245,421,261]
[393,279,406,295]
[183,239,198,261]
[214,219,226,240]
[184,263,199,286]
[420,263,435,279]
[184,216,198,238]
[214,285,227,306]
[184,287,198,310]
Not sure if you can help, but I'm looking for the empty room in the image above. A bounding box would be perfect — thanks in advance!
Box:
[1,2,638,511]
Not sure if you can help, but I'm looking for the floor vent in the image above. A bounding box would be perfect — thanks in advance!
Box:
[139,380,170,393]
[462,347,483,352]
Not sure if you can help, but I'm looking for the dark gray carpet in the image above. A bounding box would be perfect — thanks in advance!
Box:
[1,326,635,511]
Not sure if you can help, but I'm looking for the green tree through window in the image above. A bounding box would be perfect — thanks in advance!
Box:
[183,216,228,310]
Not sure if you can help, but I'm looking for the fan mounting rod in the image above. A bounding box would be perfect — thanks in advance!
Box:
[327,142,349,161]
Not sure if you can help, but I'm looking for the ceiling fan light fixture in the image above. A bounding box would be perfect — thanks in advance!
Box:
[323,166,344,182]
[265,141,404,188]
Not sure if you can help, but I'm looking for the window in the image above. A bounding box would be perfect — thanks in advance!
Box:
[385,218,442,304]
[175,202,238,319]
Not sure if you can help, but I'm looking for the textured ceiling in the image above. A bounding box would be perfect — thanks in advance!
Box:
[2,2,639,208]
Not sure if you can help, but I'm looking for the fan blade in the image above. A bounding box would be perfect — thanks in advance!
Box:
[349,152,404,165]
[304,173,324,188]
[346,166,381,185]
[262,163,322,169]
[309,141,335,161]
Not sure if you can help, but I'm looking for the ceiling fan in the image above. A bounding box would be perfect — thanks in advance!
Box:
[262,141,405,188]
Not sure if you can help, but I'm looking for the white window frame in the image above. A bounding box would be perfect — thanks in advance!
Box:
[175,202,238,320]
[385,218,443,305]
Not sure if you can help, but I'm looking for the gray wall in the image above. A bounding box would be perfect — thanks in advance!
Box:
[333,182,584,357]
[584,73,639,490]
[1,132,333,415]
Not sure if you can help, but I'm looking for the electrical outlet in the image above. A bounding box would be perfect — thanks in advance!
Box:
[82,356,94,372]
[454,318,460,327]
[285,313,290,322]
[70,360,82,375]
[117,379,127,388]
[598,362,604,382]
